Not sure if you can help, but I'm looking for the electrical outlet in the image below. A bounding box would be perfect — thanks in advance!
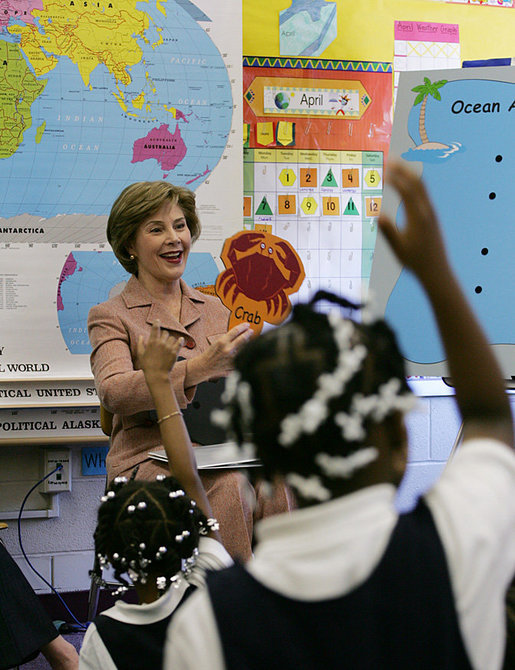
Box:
[40,448,72,493]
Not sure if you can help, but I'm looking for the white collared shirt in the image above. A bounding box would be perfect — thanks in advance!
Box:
[165,439,515,670]
[79,537,231,670]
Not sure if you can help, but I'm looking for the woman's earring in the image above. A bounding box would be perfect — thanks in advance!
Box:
[129,254,135,260]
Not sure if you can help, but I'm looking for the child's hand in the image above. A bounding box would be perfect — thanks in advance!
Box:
[137,321,184,380]
[377,161,450,282]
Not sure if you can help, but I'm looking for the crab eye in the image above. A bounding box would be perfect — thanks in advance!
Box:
[268,247,273,254]
[260,242,265,249]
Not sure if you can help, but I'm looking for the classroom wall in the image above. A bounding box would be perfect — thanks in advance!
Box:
[5,396,514,595]
[3,0,515,595]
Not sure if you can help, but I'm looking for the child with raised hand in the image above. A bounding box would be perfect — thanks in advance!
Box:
[165,162,515,670]
[79,323,232,670]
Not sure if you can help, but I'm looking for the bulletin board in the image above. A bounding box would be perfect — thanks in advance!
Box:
[243,57,392,304]
[243,0,515,65]
[242,0,515,392]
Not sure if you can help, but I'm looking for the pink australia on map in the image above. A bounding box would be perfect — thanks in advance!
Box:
[0,0,43,26]
[132,124,187,172]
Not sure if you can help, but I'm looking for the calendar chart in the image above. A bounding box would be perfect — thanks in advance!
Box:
[244,148,383,304]
[242,57,392,307]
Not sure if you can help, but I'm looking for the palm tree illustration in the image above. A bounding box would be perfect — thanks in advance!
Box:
[411,77,448,150]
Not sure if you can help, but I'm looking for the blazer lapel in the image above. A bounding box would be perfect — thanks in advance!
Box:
[180,280,205,329]
[121,275,204,338]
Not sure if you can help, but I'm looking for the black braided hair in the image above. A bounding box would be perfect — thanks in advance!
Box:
[227,290,411,486]
[94,476,207,590]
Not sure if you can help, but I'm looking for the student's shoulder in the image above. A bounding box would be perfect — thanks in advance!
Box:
[448,435,515,475]
[164,586,225,670]
[426,436,515,541]
[188,537,233,587]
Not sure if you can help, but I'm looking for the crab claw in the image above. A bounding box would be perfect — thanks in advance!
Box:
[275,241,303,286]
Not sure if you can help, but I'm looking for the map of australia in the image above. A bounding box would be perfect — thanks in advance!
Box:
[132,124,187,174]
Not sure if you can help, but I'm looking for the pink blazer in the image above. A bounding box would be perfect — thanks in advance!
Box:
[87,275,230,480]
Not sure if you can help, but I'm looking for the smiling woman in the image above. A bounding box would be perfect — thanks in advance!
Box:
[87,181,294,560]
[127,200,193,304]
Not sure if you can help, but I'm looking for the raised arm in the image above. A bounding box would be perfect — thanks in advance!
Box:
[378,161,513,447]
[136,321,220,540]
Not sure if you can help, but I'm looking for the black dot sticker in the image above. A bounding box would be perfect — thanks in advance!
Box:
[489,192,496,200]
[481,248,489,255]
[475,286,482,294]
[495,155,503,162]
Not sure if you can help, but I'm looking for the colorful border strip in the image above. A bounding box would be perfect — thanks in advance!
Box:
[243,56,392,73]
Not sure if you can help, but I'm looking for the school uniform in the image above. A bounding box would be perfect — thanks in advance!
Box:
[164,438,515,670]
[79,537,232,670]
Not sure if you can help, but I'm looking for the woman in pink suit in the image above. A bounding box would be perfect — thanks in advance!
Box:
[88,181,294,560]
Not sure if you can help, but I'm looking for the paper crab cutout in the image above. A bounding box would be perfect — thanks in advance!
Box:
[216,230,305,334]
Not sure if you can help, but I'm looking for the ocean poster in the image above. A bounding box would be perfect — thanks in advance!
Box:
[370,66,515,379]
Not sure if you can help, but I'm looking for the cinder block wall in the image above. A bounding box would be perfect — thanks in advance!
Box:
[397,394,515,512]
[1,443,104,593]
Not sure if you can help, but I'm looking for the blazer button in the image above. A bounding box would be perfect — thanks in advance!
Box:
[185,339,196,349]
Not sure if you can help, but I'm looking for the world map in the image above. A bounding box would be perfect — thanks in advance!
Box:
[0,0,232,224]
[57,250,220,353]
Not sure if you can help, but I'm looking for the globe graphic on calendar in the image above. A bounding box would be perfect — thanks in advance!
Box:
[274,91,290,110]
[0,1,232,220]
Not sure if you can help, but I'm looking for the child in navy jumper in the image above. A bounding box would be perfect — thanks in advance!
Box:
[79,326,232,670]
[164,162,515,670]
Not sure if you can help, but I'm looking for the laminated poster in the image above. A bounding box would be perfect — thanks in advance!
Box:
[370,66,515,379]
[0,0,242,383]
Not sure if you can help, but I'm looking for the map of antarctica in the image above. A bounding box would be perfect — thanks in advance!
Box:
[57,250,219,354]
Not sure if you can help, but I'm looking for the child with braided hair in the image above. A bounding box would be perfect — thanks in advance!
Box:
[79,324,232,670]
[165,162,515,670]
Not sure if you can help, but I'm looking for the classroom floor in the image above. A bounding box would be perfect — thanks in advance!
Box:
[19,632,85,669]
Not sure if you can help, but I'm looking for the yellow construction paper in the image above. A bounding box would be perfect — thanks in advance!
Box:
[277,120,293,146]
[256,121,275,146]
[243,0,515,63]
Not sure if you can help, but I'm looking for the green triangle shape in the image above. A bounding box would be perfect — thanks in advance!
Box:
[322,168,338,187]
[255,196,273,216]
[344,197,360,216]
